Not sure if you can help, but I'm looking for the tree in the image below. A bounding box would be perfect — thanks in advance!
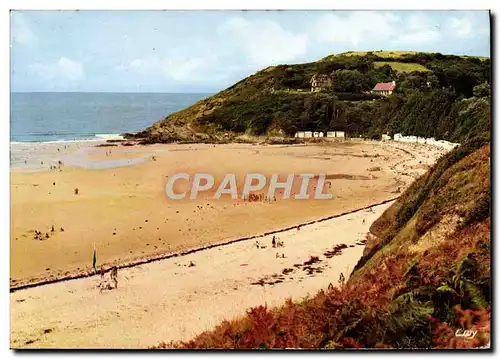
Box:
[332,69,367,93]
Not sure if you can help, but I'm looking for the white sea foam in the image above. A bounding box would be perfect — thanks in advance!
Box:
[11,133,124,145]
[94,133,125,141]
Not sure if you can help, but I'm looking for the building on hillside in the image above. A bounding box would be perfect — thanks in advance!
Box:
[310,74,333,92]
[372,81,396,96]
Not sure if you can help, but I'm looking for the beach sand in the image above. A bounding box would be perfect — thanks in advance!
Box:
[10,141,443,288]
[10,140,448,348]
[11,201,391,348]
[10,141,446,288]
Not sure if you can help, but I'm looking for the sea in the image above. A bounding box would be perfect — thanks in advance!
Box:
[10,92,210,170]
[11,92,210,143]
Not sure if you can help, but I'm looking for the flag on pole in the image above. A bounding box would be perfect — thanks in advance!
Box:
[92,243,97,272]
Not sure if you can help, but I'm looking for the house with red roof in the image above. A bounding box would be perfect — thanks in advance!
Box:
[372,81,396,96]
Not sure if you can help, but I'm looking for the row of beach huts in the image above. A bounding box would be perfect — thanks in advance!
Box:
[383,133,459,150]
[294,131,345,138]
[293,130,459,150]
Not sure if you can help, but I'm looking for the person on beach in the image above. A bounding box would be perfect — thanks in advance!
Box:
[338,272,346,286]
[272,236,276,248]
[98,267,110,293]
[110,266,118,289]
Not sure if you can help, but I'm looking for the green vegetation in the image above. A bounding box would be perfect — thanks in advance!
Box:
[320,50,422,61]
[156,139,490,349]
[321,50,489,61]
[134,51,490,143]
[374,61,429,73]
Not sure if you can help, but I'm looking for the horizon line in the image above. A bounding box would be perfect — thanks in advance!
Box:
[10,91,215,94]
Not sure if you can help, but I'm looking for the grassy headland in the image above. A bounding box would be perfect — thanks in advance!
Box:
[133,51,490,144]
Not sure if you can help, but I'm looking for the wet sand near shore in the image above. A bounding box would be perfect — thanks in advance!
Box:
[10,141,444,289]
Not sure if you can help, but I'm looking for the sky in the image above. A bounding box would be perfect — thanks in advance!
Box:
[10,10,491,93]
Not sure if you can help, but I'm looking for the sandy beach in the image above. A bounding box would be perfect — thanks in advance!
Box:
[10,139,448,348]
[11,200,392,348]
[10,140,444,288]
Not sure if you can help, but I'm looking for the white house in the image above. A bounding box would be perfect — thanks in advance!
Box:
[372,81,396,96]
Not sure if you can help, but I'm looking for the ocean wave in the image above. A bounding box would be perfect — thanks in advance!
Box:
[10,133,124,144]
[94,134,125,140]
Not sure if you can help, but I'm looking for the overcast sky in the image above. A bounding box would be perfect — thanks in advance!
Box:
[10,10,490,93]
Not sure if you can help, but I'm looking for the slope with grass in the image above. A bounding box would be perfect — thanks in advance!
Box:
[161,136,490,349]
[320,50,421,60]
[133,51,489,143]
[374,61,429,73]
[320,50,489,61]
